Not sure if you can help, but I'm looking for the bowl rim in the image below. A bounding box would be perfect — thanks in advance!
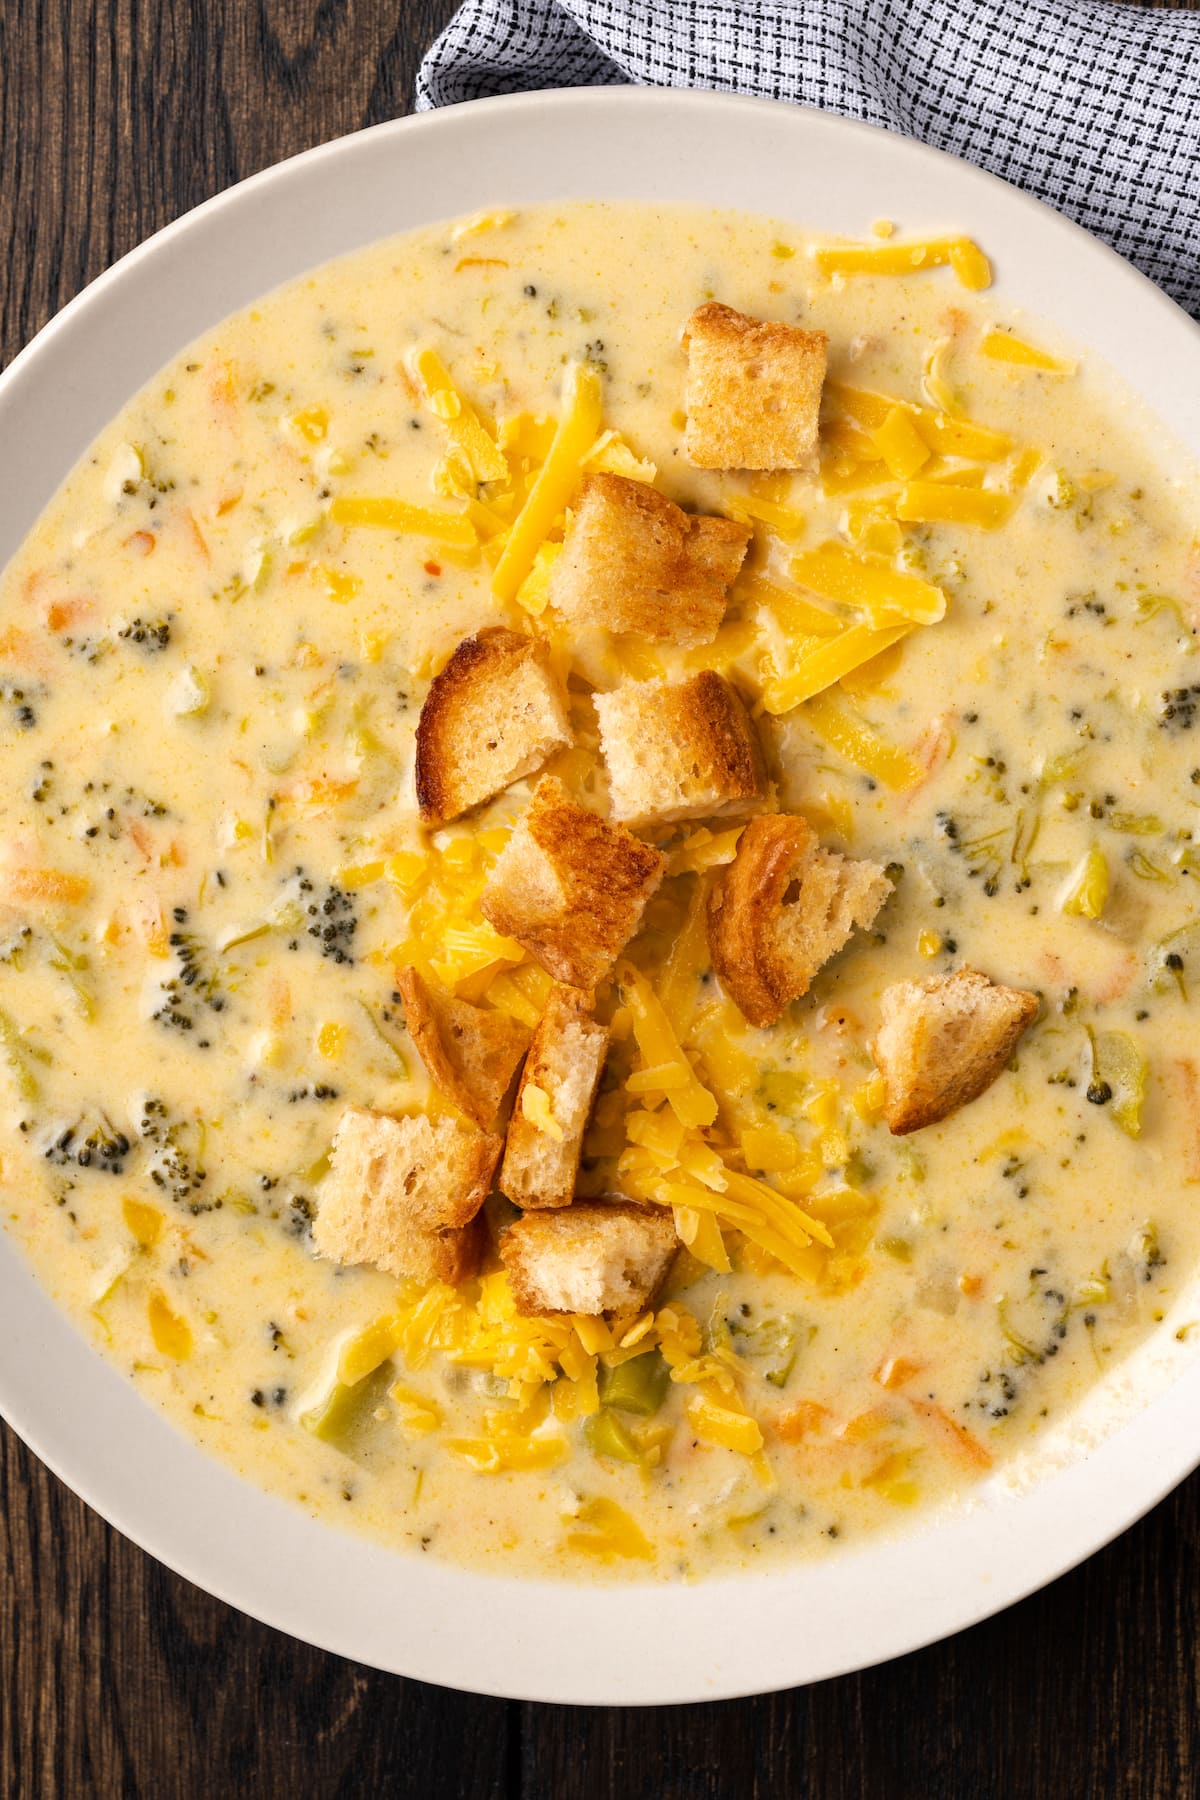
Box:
[2,84,1199,1706]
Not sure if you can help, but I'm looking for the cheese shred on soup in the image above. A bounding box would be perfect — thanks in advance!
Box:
[2,202,1199,1580]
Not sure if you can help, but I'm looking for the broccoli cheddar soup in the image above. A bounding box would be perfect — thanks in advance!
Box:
[3,201,1200,1582]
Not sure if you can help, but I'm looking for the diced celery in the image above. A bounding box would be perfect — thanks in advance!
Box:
[1149,924,1200,998]
[897,1143,926,1182]
[757,1070,806,1114]
[1087,1029,1147,1138]
[1130,1221,1164,1281]
[584,1408,644,1463]
[0,1007,39,1100]
[1061,844,1108,919]
[729,1315,799,1387]
[597,1349,670,1417]
[1037,749,1084,789]
[301,1360,394,1457]
[355,1000,409,1075]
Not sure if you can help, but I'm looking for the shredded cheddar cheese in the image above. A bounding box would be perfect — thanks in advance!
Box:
[813,236,991,290]
[762,621,914,714]
[801,691,924,790]
[980,329,1076,374]
[328,496,477,547]
[791,543,946,627]
[895,481,1015,529]
[491,361,603,603]
[412,346,509,483]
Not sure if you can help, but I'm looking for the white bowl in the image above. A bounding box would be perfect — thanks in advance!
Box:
[2,88,1199,1706]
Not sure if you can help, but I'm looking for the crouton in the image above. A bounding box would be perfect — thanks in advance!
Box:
[480,776,665,989]
[546,472,750,647]
[397,966,530,1131]
[499,1199,678,1316]
[872,967,1039,1135]
[595,671,766,828]
[682,301,828,471]
[707,813,891,1027]
[313,1106,501,1284]
[414,625,572,824]
[499,984,609,1210]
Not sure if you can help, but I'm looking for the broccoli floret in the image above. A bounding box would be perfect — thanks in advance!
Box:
[286,1192,315,1240]
[1158,686,1200,731]
[138,1096,215,1212]
[0,680,39,729]
[42,1112,130,1175]
[119,615,173,651]
[964,1276,1071,1421]
[285,869,358,965]
[307,883,357,964]
[151,910,226,1037]
[286,1083,340,1104]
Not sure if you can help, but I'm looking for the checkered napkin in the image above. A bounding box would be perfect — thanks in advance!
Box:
[417,0,1200,317]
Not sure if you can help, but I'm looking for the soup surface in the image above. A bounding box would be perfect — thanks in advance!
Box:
[1,202,1199,1580]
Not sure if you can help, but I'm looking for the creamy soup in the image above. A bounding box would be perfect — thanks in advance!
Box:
[1,202,1198,1581]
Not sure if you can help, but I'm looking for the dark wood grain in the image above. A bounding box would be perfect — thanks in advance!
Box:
[520,1474,1200,1800]
[2,3,1200,1796]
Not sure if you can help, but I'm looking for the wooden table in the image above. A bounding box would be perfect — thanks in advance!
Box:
[2,3,1198,1792]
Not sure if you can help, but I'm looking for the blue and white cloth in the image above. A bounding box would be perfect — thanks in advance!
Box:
[417,0,1200,317]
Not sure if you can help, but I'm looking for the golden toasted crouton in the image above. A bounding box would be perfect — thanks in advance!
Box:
[500,984,609,1210]
[480,776,665,989]
[546,472,750,647]
[595,672,766,828]
[872,967,1039,1135]
[313,1106,500,1284]
[707,814,891,1027]
[499,1199,678,1316]
[397,967,530,1131]
[683,301,828,471]
[414,625,572,824]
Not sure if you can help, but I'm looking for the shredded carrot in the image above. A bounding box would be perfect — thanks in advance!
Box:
[0,627,40,666]
[916,712,956,776]
[127,821,156,864]
[45,598,91,634]
[837,1406,894,1442]
[396,362,421,406]
[773,1400,831,1443]
[136,899,170,957]
[2,868,90,905]
[455,256,510,272]
[185,509,211,562]
[123,530,155,557]
[909,1398,993,1469]
[269,975,291,1031]
[279,776,359,808]
[209,358,239,407]
[873,1355,923,1390]
[900,711,956,806]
